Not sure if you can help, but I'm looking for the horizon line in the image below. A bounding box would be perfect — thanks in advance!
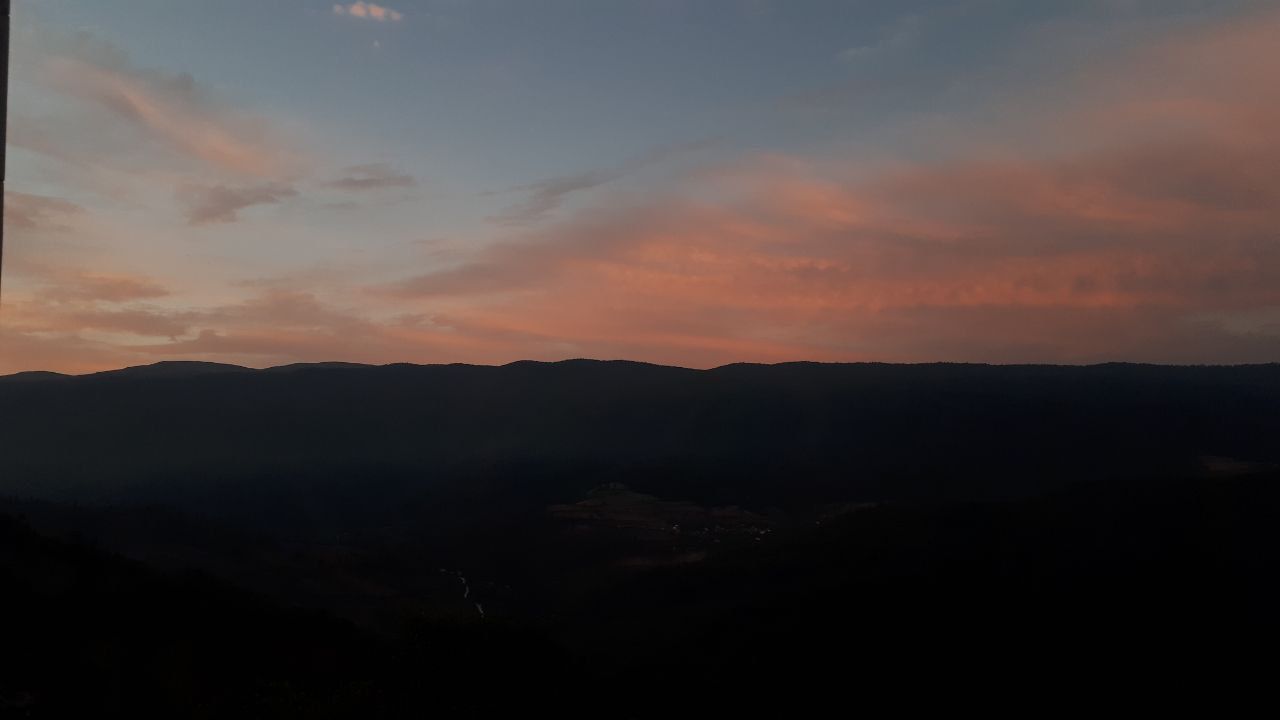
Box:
[5,357,1280,381]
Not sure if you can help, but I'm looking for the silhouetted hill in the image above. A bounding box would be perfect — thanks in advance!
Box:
[0,370,69,384]
[89,360,254,379]
[2,361,1278,514]
[263,361,377,373]
[3,360,1278,712]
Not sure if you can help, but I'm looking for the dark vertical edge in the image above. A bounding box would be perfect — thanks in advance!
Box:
[0,0,9,307]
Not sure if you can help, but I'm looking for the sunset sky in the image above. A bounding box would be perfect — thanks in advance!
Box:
[3,0,1278,374]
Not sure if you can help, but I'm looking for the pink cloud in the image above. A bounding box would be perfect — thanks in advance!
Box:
[39,272,172,304]
[334,2,404,22]
[6,6,1280,374]
[3,191,85,231]
[33,36,301,180]
[367,7,1280,366]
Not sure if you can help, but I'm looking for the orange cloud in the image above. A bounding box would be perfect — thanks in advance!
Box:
[0,327,133,376]
[25,33,301,181]
[45,58,290,179]
[39,272,172,304]
[333,2,404,22]
[4,191,86,232]
[6,6,1280,374]
[369,8,1280,366]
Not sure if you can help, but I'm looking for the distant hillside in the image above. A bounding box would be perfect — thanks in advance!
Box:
[4,360,1278,713]
[2,360,1279,514]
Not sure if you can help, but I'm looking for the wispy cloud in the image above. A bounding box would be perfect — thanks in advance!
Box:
[378,7,1280,366]
[8,6,1280,374]
[837,14,922,64]
[489,139,713,226]
[4,191,85,231]
[333,2,404,22]
[39,37,299,179]
[11,265,172,304]
[325,163,417,191]
[489,169,621,227]
[8,29,305,229]
[40,272,172,304]
[0,269,188,373]
[179,183,298,225]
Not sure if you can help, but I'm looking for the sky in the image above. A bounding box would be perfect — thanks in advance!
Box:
[2,0,1279,373]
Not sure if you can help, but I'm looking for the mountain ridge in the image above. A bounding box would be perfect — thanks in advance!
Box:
[4,357,1280,382]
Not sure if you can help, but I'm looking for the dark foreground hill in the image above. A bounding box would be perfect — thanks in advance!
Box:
[2,360,1279,714]
[4,471,1278,715]
[0,512,580,717]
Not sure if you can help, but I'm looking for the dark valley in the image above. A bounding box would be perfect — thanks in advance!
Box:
[3,360,1278,715]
